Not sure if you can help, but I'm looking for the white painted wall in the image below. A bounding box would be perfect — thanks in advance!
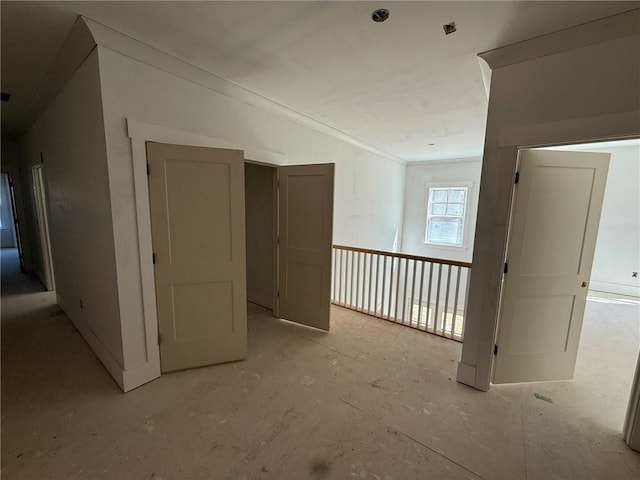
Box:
[96,47,405,252]
[397,159,481,317]
[544,143,640,297]
[95,44,406,389]
[458,20,640,391]
[20,49,125,388]
[401,159,482,263]
[592,145,640,296]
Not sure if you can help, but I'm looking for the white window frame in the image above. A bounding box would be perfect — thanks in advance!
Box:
[424,182,473,249]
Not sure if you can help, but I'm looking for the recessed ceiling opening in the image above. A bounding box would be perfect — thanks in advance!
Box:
[371,9,389,23]
[443,22,457,35]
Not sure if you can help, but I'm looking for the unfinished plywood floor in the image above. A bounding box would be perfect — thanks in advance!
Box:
[2,259,639,479]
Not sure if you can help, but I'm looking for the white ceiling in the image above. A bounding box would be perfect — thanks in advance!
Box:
[2,1,639,161]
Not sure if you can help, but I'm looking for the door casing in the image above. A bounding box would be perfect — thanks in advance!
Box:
[32,166,55,291]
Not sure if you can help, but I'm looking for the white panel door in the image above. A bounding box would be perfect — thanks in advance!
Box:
[278,164,334,331]
[147,142,247,373]
[493,149,609,384]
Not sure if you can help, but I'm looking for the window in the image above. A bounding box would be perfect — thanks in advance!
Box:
[425,185,470,247]
[0,173,8,229]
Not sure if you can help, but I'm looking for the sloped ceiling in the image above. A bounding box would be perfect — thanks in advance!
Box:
[2,1,638,161]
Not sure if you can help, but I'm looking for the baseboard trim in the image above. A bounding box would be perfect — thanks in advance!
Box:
[57,293,125,391]
[247,290,273,310]
[590,281,640,298]
[456,361,477,387]
[123,361,161,392]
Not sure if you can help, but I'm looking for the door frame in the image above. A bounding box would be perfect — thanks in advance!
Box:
[126,118,288,384]
[458,110,640,393]
[460,134,638,451]
[491,140,640,449]
[31,165,55,290]
[491,139,638,386]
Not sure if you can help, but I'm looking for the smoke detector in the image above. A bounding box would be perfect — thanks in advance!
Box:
[372,9,389,23]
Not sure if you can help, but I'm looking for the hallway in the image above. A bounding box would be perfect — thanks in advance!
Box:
[1,248,639,479]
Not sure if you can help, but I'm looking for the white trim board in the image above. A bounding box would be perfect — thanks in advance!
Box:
[479,9,640,69]
[590,281,640,298]
[408,157,482,167]
[57,292,125,391]
[127,119,287,165]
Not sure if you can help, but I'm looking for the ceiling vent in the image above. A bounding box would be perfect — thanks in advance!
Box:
[443,22,457,35]
[372,9,389,23]
[1,92,11,102]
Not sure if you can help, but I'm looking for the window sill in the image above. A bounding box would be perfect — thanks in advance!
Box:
[422,241,469,252]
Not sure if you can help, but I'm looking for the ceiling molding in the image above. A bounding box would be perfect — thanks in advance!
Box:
[407,157,482,167]
[479,8,640,69]
[83,17,406,167]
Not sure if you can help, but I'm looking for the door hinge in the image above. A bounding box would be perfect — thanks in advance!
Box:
[503,262,508,274]
[146,163,150,176]
[277,289,280,298]
[514,171,520,184]
[158,334,162,345]
[152,253,156,264]
[40,152,44,164]
[494,344,498,355]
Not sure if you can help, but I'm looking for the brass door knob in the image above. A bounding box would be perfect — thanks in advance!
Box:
[581,281,587,288]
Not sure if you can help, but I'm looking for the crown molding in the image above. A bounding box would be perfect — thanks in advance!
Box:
[83,17,406,166]
[407,156,482,167]
[479,8,640,70]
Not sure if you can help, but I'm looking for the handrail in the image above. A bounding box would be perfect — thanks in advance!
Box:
[333,244,472,269]
[332,244,471,342]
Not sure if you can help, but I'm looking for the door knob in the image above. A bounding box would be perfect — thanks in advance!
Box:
[581,281,587,288]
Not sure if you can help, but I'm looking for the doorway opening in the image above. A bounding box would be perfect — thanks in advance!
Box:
[538,139,639,435]
[493,138,640,439]
[243,160,335,331]
[0,172,24,272]
[244,162,277,315]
